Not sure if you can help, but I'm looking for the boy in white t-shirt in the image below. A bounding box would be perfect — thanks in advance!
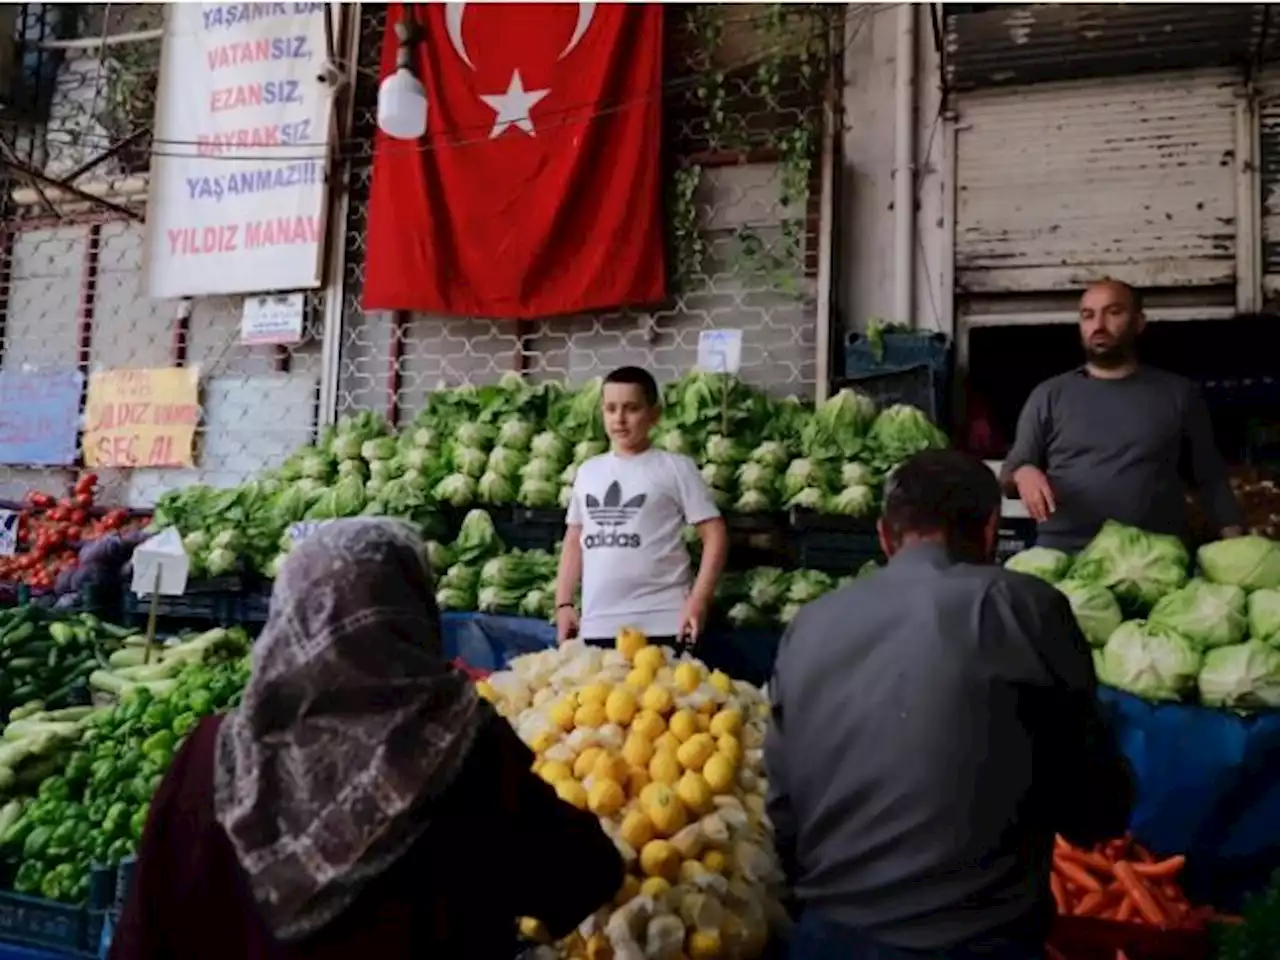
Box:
[555,367,729,648]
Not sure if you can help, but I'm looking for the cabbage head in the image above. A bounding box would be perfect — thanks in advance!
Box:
[424,540,454,571]
[529,431,570,464]
[496,417,536,451]
[451,446,489,479]
[705,434,746,466]
[477,471,515,505]
[517,479,559,509]
[788,570,834,604]
[486,446,527,480]
[728,602,768,628]
[1197,641,1280,712]
[432,473,477,508]
[866,404,949,461]
[360,437,397,462]
[454,422,496,451]
[654,428,693,457]
[746,567,788,609]
[558,485,574,508]
[700,463,736,491]
[840,462,875,488]
[734,490,773,514]
[827,485,875,517]
[782,459,832,501]
[1070,520,1189,612]
[814,389,878,441]
[749,441,790,470]
[786,487,826,511]
[454,509,501,564]
[737,462,778,494]
[1055,578,1123,648]
[573,440,608,465]
[1248,588,1280,645]
[1005,547,1071,583]
[1197,535,1280,591]
[1099,620,1202,702]
[1148,578,1248,650]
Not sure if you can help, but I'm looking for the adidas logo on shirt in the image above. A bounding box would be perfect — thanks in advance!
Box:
[584,480,646,549]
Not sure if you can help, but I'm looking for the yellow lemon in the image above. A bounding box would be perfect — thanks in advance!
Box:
[668,709,698,743]
[620,809,655,850]
[641,685,674,716]
[676,734,715,772]
[696,713,711,732]
[639,839,682,881]
[680,859,708,884]
[518,917,548,942]
[654,731,682,755]
[702,754,735,794]
[627,767,650,798]
[622,732,655,769]
[616,627,648,662]
[585,932,612,960]
[574,702,607,728]
[578,683,610,707]
[605,687,638,726]
[592,752,629,785]
[676,770,714,815]
[649,751,681,786]
[698,696,719,716]
[716,734,742,766]
[630,709,666,741]
[475,680,497,702]
[539,760,573,785]
[639,876,672,900]
[588,778,626,817]
[673,662,702,694]
[549,698,577,731]
[555,778,589,810]
[708,709,743,739]
[614,874,641,906]
[574,746,605,780]
[687,928,723,960]
[642,784,688,836]
[702,849,728,874]
[625,666,655,691]
[633,645,665,674]
[708,670,733,694]
[638,781,665,810]
[530,729,557,753]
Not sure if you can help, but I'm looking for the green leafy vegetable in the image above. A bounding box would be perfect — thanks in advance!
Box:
[1248,588,1280,646]
[1099,619,1202,702]
[1070,520,1189,613]
[1197,641,1280,712]
[1005,547,1072,583]
[1148,579,1248,650]
[1054,579,1123,648]
[1197,535,1280,591]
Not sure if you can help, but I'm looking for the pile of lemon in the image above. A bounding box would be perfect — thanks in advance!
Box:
[476,629,787,960]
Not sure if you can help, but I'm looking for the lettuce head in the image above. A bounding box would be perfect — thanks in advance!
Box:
[1197,535,1280,591]
[1148,578,1248,650]
[1099,619,1202,702]
[1197,640,1280,712]
[1055,578,1123,648]
[1005,547,1072,583]
[1069,520,1189,613]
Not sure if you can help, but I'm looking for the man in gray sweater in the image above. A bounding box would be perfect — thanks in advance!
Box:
[768,450,1132,960]
[1001,280,1244,552]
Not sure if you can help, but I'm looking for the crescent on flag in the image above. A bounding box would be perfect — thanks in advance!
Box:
[442,3,596,69]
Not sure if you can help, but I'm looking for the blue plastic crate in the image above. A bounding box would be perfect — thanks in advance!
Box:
[844,331,952,424]
[0,890,89,955]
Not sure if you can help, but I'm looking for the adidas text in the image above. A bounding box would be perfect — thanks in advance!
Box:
[584,531,643,549]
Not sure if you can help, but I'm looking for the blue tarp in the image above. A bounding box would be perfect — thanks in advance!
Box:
[443,613,1280,909]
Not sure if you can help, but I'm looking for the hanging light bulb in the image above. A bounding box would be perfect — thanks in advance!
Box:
[377,16,427,140]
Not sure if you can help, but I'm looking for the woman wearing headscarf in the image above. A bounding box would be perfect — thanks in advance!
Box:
[109,518,624,959]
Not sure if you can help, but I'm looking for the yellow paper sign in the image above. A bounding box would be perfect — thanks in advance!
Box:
[83,368,200,468]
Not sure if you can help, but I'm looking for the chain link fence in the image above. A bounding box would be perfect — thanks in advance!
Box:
[0,3,842,506]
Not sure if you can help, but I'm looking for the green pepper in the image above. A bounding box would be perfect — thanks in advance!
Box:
[128,775,153,803]
[107,838,133,862]
[141,730,176,761]
[13,861,42,895]
[102,802,129,838]
[48,821,78,853]
[129,804,149,839]
[2,812,34,849]
[48,623,74,647]
[29,802,62,827]
[64,752,92,787]
[141,703,172,730]
[185,689,214,716]
[23,825,52,859]
[171,712,198,737]
[89,759,117,785]
[86,798,110,824]
[37,777,70,802]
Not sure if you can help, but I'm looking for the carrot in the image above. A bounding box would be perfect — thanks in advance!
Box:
[1074,890,1108,916]
[1116,896,1136,922]
[1057,846,1114,874]
[1135,845,1155,863]
[1050,873,1069,914]
[1113,861,1168,927]
[1055,858,1104,892]
[1132,855,1185,879]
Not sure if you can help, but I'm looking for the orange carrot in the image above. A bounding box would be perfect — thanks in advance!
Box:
[1050,873,1069,914]
[1132,855,1185,879]
[1055,858,1103,892]
[1116,896,1136,922]
[1057,846,1114,874]
[1113,861,1168,927]
[1074,890,1108,916]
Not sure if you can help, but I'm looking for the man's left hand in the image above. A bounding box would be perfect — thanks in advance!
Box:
[679,593,710,645]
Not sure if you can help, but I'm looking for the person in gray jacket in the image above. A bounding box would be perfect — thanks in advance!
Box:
[767,450,1132,960]
[1001,279,1244,552]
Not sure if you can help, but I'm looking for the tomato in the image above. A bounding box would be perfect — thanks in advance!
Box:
[25,492,52,509]
[72,493,92,510]
[75,473,98,494]
[70,509,88,526]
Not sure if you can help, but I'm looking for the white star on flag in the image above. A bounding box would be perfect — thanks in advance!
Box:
[480,69,550,139]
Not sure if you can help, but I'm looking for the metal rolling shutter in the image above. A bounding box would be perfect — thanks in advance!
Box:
[955,70,1240,296]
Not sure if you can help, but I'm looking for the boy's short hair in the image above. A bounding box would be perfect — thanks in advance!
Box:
[603,366,660,408]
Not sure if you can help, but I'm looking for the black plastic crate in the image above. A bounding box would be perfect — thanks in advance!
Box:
[838,364,941,423]
[488,507,565,553]
[120,590,242,627]
[114,858,136,913]
[788,510,883,574]
[997,517,1037,563]
[0,889,90,955]
[723,513,789,570]
[239,588,272,624]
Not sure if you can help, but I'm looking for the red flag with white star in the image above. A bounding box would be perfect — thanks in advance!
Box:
[362,3,667,319]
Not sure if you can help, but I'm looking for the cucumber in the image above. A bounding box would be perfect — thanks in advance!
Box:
[108,648,148,669]
[9,684,38,703]
[7,702,44,723]
[0,622,35,649]
[0,800,24,839]
[6,657,40,673]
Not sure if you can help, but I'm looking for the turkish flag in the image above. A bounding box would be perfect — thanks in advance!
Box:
[362,3,667,320]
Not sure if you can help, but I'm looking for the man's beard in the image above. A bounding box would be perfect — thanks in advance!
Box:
[1083,333,1136,368]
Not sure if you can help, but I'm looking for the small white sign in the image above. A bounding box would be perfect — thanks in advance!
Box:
[288,520,335,544]
[132,528,190,597]
[697,329,743,374]
[0,511,17,557]
[241,293,306,346]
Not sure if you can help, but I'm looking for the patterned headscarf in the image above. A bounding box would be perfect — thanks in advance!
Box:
[213,518,489,942]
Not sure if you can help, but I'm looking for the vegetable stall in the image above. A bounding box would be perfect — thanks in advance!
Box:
[0,374,1272,958]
